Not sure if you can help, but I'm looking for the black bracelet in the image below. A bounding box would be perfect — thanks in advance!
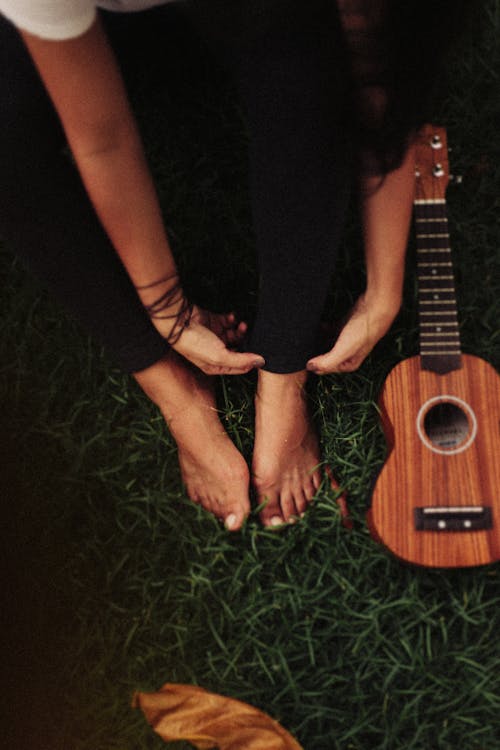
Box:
[136,273,193,345]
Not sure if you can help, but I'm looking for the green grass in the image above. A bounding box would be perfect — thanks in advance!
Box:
[1,4,499,749]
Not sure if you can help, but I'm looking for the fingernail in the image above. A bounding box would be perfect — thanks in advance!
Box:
[253,358,265,367]
[306,362,319,373]
[270,516,284,526]
[225,513,237,530]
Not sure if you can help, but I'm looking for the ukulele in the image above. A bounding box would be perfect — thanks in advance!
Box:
[367,124,500,568]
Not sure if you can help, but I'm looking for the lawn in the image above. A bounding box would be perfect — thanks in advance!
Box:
[1,3,499,749]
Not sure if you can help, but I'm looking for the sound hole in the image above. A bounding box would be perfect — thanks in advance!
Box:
[423,402,470,450]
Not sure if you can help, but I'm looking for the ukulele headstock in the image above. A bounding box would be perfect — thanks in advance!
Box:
[415,125,450,201]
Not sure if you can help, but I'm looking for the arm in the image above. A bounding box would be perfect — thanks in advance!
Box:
[307,140,415,374]
[21,18,175,293]
[21,19,263,374]
[361,139,415,318]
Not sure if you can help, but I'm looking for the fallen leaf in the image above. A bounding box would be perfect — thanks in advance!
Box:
[133,683,303,750]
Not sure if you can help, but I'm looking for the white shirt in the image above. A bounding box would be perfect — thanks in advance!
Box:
[0,0,177,40]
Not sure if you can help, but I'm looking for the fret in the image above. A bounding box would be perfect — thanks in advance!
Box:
[419,288,455,292]
[420,275,454,281]
[415,216,448,227]
[419,311,458,317]
[417,246,451,253]
[420,322,457,327]
[421,332,459,338]
[414,199,446,205]
[416,233,449,238]
[418,284,455,299]
[417,262,453,267]
[419,290,456,294]
[420,341,460,347]
[419,301,457,306]
[421,350,461,356]
[420,333,460,338]
[416,235,450,242]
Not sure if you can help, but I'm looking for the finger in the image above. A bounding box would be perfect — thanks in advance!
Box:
[222,329,238,347]
[219,349,265,370]
[307,349,348,374]
[215,317,248,346]
[224,322,247,348]
[233,321,248,340]
[202,351,265,375]
[220,313,247,329]
[222,317,247,336]
[307,344,365,374]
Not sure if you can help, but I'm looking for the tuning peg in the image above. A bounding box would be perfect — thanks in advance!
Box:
[450,174,463,184]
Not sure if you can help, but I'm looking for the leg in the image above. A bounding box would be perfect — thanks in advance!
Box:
[0,14,250,528]
[253,369,322,526]
[194,0,351,522]
[134,352,250,530]
[229,0,352,372]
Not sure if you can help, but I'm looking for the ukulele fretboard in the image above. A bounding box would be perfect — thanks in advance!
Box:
[414,200,462,374]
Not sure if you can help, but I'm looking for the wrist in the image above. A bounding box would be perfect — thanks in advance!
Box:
[135,273,193,344]
[363,286,402,320]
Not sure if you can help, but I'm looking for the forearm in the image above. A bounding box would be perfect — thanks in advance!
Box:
[360,140,416,312]
[306,141,416,373]
[73,120,177,294]
[20,19,177,305]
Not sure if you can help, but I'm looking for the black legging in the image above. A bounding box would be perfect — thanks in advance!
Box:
[0,0,352,374]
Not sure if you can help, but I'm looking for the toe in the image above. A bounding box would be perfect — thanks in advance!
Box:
[278,489,298,523]
[311,468,322,492]
[224,512,242,531]
[303,473,319,502]
[219,492,251,533]
[258,490,285,527]
[293,488,309,516]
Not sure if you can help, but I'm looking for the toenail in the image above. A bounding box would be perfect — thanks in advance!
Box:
[288,517,297,525]
[270,516,284,526]
[225,513,237,530]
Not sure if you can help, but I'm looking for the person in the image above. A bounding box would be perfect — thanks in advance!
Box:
[0,1,464,530]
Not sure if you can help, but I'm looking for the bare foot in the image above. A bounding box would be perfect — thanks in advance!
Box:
[252,370,322,526]
[134,352,250,530]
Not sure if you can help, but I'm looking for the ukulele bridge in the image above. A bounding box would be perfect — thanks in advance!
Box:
[414,506,493,532]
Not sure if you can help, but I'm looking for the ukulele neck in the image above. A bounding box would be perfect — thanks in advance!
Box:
[414,198,462,374]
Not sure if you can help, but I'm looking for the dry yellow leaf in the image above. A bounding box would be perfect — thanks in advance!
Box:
[133,683,303,750]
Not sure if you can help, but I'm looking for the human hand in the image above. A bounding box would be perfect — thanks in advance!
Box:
[172,305,265,375]
[191,307,248,349]
[306,293,400,374]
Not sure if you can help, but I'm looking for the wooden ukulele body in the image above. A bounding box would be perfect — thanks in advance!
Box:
[368,353,500,567]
